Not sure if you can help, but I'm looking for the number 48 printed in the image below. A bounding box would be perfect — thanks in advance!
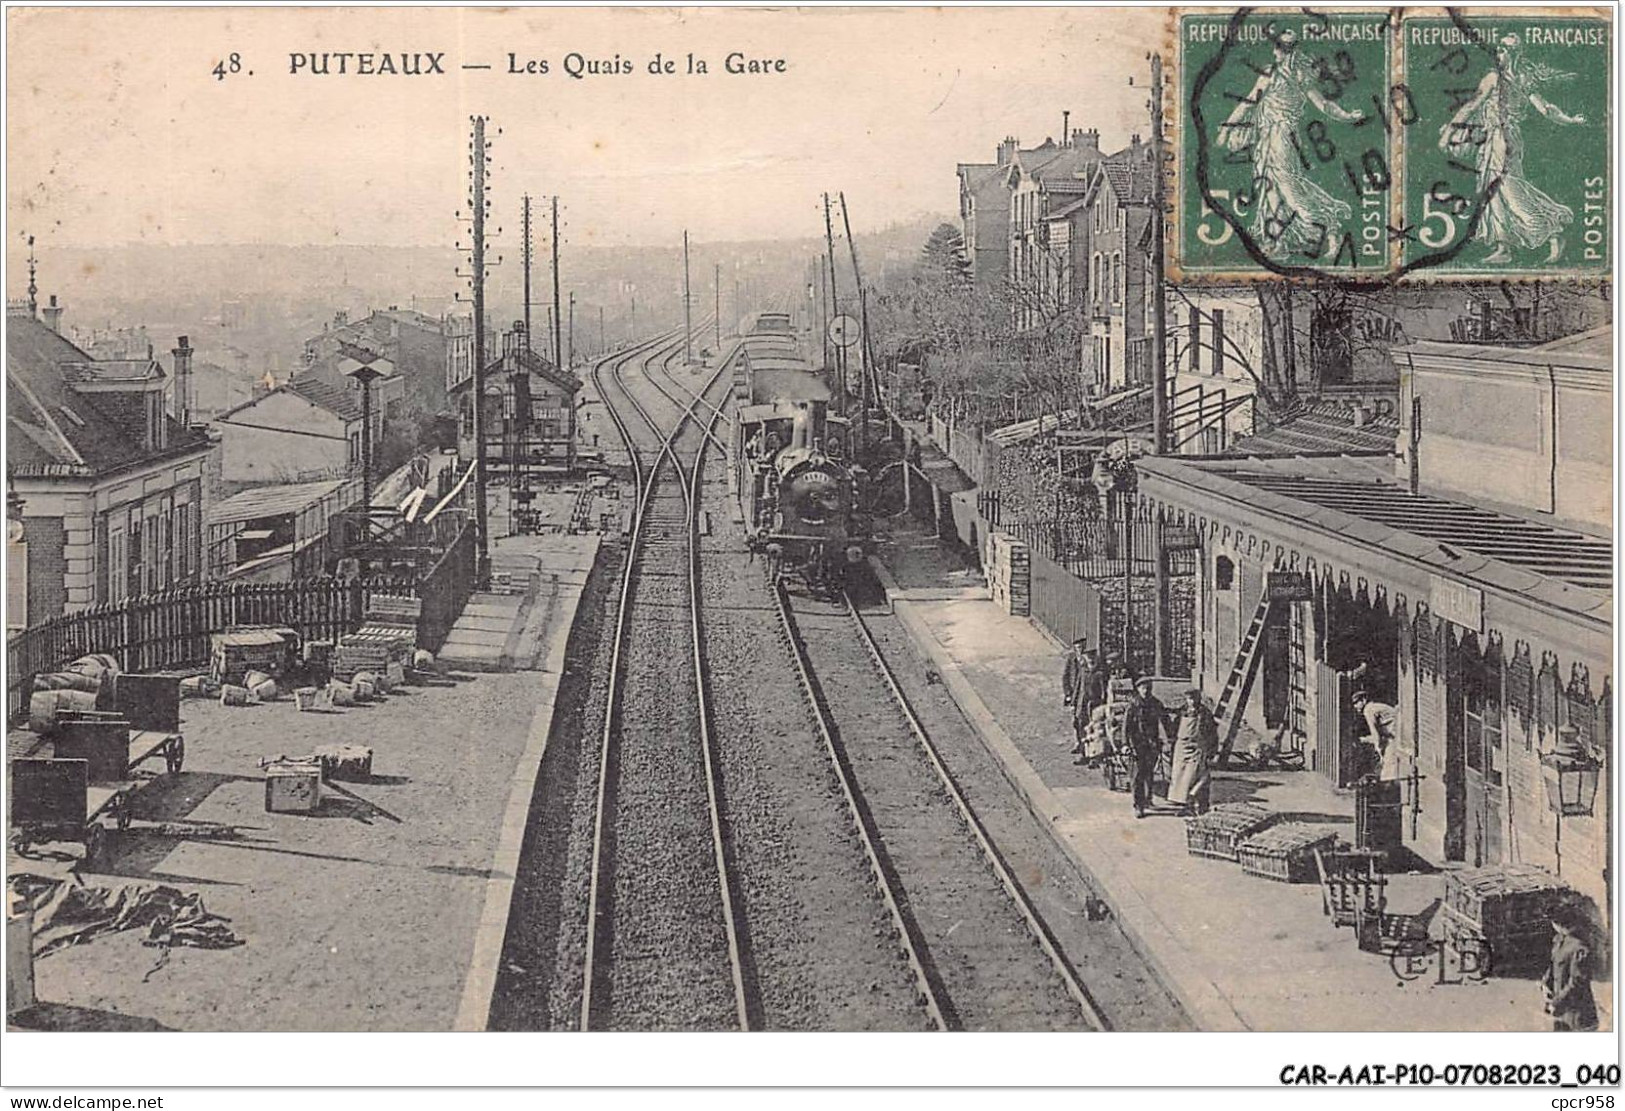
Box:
[213,52,248,80]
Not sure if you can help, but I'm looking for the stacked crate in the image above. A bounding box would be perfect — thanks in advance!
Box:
[1185,803,1275,862]
[210,629,291,687]
[1236,823,1340,884]
[334,594,420,682]
[1440,864,1575,975]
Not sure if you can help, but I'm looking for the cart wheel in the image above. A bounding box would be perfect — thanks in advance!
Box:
[166,737,186,775]
[82,824,105,868]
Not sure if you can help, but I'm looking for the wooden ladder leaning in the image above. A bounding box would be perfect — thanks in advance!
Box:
[1214,593,1274,768]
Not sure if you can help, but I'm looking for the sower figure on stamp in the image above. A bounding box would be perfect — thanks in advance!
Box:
[1543,904,1598,1032]
[1123,677,1172,819]
[1441,34,1587,266]
[1217,28,1366,260]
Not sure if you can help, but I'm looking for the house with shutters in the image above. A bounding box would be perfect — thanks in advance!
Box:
[7,301,215,621]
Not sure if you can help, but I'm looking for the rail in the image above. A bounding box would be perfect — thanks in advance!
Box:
[771,577,949,1031]
[842,594,1109,1030]
[580,329,751,1031]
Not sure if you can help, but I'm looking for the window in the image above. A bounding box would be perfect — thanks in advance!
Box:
[1112,254,1122,303]
[350,431,362,465]
[1189,306,1201,372]
[174,503,191,580]
[126,516,143,599]
[1464,651,1504,787]
[108,527,126,602]
[1212,309,1227,375]
[1214,556,1235,592]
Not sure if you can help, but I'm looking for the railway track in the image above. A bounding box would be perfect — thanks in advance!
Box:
[773,581,1110,1031]
[580,331,751,1031]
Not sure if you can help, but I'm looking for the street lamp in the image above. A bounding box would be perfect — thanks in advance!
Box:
[347,362,386,537]
[1542,723,1601,878]
[1542,724,1601,818]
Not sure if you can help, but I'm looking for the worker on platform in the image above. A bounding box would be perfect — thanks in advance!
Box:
[1543,903,1598,1031]
[1062,638,1090,708]
[1166,689,1218,816]
[1123,677,1172,819]
[1351,690,1401,780]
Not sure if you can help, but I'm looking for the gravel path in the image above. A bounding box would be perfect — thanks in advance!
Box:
[697,464,928,1030]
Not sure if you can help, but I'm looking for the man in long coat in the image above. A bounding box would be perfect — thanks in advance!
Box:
[1167,689,1218,816]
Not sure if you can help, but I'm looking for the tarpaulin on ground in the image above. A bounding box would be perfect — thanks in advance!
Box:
[15,876,243,958]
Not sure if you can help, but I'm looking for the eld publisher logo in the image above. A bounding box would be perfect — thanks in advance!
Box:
[1390,938,1492,985]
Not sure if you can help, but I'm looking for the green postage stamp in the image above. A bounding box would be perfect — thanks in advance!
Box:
[1175,7,1611,280]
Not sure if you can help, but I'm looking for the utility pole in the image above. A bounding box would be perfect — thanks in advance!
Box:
[599,305,605,355]
[550,197,563,373]
[839,192,869,456]
[568,291,575,371]
[468,116,492,585]
[521,194,534,349]
[822,194,844,405]
[818,255,829,370]
[682,230,693,364]
[1149,49,1170,676]
[714,261,721,353]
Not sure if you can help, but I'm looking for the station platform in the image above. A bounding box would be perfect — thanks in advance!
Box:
[9,530,599,1032]
[869,521,1613,1033]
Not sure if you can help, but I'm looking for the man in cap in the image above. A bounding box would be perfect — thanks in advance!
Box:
[1123,676,1172,818]
[1351,690,1400,780]
[1062,638,1090,709]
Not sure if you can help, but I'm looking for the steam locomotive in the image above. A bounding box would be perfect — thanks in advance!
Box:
[731,311,869,594]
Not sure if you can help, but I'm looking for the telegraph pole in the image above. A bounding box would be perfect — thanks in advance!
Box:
[599,305,605,355]
[682,230,693,364]
[568,291,576,371]
[839,192,869,454]
[550,196,563,373]
[1149,49,1170,676]
[714,262,721,353]
[822,194,844,404]
[468,116,492,584]
[521,194,534,349]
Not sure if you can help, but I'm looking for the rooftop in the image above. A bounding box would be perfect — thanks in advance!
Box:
[207,478,352,525]
[7,315,208,476]
[1139,454,1612,615]
[1224,400,1399,457]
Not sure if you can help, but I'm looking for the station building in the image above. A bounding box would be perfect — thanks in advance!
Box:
[1135,327,1613,918]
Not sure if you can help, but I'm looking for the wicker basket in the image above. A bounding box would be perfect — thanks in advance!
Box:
[1237,824,1340,884]
[1185,803,1275,861]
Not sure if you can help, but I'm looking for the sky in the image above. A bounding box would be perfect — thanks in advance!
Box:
[6,6,1165,259]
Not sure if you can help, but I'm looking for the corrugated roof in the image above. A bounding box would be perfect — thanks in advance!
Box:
[287,375,365,421]
[1141,455,1612,606]
[207,479,349,525]
[1225,401,1399,456]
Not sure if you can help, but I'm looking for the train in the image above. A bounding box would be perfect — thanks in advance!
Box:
[730,309,870,594]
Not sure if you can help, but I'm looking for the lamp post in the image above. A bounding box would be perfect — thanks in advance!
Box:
[1542,724,1602,877]
[347,363,385,541]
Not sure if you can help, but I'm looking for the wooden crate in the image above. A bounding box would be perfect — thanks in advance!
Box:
[1185,803,1274,862]
[1237,824,1340,884]
[210,630,290,686]
[1315,848,1387,927]
[1441,864,1574,974]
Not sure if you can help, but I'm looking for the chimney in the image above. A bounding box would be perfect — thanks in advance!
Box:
[1073,128,1100,153]
[172,336,193,426]
[334,309,349,328]
[997,136,1018,167]
[1062,111,1071,147]
[41,294,63,334]
[1131,133,1142,148]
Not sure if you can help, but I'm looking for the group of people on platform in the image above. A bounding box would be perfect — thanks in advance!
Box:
[1061,639,1218,820]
